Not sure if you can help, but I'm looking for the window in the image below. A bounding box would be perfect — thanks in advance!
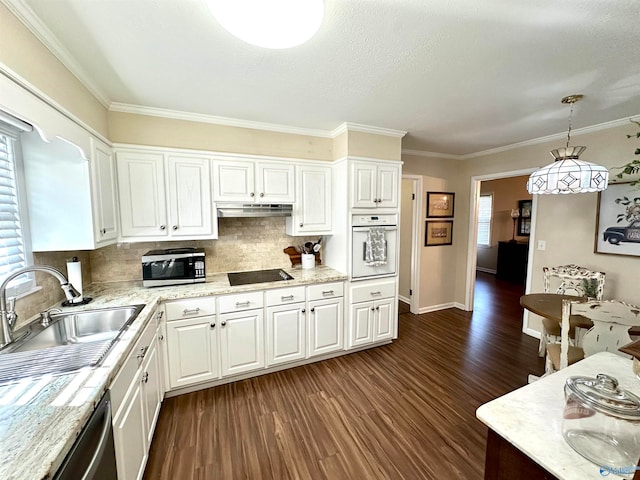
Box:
[477,193,493,246]
[0,123,34,296]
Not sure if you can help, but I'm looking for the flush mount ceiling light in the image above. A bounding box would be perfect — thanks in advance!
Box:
[527,94,609,195]
[206,0,324,49]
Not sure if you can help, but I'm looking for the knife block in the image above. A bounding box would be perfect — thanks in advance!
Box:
[283,246,321,267]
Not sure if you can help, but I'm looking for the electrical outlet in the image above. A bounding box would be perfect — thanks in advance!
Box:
[537,240,546,251]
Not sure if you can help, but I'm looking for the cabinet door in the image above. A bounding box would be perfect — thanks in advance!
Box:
[117,151,168,238]
[296,165,332,233]
[91,138,118,244]
[141,338,162,447]
[377,164,399,208]
[113,380,146,480]
[266,303,306,366]
[374,298,395,342]
[349,302,374,348]
[256,162,295,203]
[165,316,219,389]
[220,309,265,376]
[351,162,377,208]
[212,159,255,202]
[167,155,212,237]
[308,297,344,357]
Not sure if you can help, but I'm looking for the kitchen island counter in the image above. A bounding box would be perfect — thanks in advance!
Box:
[476,352,639,479]
[0,265,346,480]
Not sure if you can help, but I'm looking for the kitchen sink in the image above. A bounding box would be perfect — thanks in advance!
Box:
[0,304,145,384]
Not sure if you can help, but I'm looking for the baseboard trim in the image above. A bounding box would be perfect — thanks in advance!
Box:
[476,267,496,274]
[524,327,541,339]
[418,302,457,314]
[398,295,411,304]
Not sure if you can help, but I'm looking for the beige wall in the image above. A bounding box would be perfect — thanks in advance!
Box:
[455,123,640,333]
[402,154,462,309]
[477,176,531,271]
[0,3,109,136]
[346,131,403,161]
[108,111,335,161]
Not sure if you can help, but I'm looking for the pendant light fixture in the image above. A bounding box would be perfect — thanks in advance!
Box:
[527,95,609,194]
[207,0,324,49]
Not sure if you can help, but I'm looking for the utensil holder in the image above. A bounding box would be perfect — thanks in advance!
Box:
[301,253,315,269]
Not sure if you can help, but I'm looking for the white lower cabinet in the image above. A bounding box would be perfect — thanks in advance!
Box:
[163,296,218,389]
[349,298,395,348]
[348,278,397,349]
[112,310,163,480]
[266,303,306,366]
[165,315,219,389]
[219,309,265,375]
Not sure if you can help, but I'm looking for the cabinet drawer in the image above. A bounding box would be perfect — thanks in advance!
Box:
[111,313,158,414]
[307,282,344,301]
[165,297,216,321]
[350,279,396,304]
[265,286,306,306]
[219,291,264,313]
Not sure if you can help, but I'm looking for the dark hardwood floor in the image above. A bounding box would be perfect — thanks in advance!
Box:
[144,272,545,479]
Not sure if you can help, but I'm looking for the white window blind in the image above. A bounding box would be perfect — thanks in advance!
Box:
[477,194,493,246]
[0,129,33,295]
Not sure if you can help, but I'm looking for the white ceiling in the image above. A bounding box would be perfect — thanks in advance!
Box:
[8,0,640,156]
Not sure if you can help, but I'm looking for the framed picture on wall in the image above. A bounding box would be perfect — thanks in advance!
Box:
[517,199,532,236]
[595,182,640,257]
[426,192,455,218]
[425,220,453,246]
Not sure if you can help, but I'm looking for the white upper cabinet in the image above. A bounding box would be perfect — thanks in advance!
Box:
[116,148,215,241]
[166,155,212,237]
[213,159,294,203]
[117,151,168,239]
[91,138,119,243]
[285,164,332,236]
[350,160,399,209]
[23,133,119,251]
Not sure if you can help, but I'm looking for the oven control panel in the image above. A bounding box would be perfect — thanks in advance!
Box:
[352,214,397,226]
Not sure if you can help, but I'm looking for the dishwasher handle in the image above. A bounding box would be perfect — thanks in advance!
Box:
[81,398,113,480]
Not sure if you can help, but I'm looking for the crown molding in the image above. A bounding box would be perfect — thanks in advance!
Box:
[403,115,640,160]
[109,103,336,138]
[401,148,463,160]
[331,122,407,138]
[3,0,111,107]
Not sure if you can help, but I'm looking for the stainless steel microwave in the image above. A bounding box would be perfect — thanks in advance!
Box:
[141,247,206,287]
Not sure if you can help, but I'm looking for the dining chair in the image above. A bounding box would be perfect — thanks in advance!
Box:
[545,299,640,373]
[538,264,606,356]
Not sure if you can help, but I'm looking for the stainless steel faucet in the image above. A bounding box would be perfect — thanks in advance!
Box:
[0,265,81,348]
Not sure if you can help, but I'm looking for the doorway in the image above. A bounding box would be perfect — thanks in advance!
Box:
[464,169,539,335]
[399,175,422,314]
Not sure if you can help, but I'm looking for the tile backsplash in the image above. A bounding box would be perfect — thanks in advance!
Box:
[90,217,322,283]
[13,217,321,327]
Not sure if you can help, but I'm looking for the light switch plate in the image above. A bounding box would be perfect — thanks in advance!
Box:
[537,240,546,251]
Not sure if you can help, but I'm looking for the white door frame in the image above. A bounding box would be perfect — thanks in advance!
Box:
[464,168,539,335]
[402,175,422,314]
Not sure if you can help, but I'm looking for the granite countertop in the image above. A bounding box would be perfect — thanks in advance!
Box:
[476,352,639,480]
[0,265,346,480]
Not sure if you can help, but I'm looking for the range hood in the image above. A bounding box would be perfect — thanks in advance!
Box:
[216,203,293,218]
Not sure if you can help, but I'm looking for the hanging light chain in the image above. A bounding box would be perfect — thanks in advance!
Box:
[561,94,583,149]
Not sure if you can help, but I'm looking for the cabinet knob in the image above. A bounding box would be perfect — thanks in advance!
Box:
[310,307,315,313]
[260,192,264,197]
[101,228,106,235]
[299,223,303,227]
[371,307,375,311]
[142,372,149,384]
[377,198,382,203]
[160,225,166,230]
[172,225,178,230]
[250,192,255,197]
[221,320,227,327]
[158,334,164,341]
[301,308,306,314]
[210,322,216,329]
[376,306,380,311]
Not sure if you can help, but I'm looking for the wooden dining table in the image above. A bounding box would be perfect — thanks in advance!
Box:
[520,293,591,329]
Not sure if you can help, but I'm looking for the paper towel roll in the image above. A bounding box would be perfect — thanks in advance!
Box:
[67,257,83,301]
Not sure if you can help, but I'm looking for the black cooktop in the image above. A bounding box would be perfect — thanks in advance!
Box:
[227,269,294,286]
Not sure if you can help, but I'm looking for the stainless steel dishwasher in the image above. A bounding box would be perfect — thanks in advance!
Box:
[53,390,117,480]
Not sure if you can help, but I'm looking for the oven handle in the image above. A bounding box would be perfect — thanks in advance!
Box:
[81,398,113,480]
[352,226,397,232]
